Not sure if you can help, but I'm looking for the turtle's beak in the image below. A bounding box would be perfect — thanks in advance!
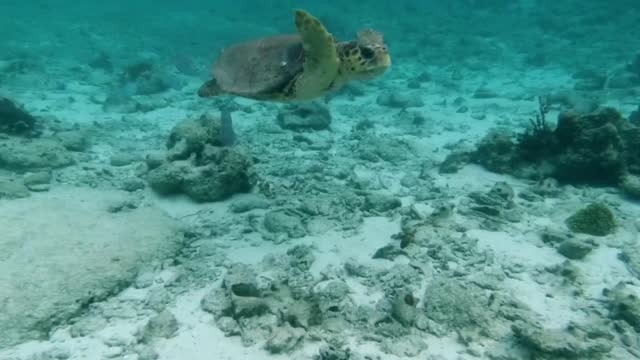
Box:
[374,45,391,69]
[379,52,391,68]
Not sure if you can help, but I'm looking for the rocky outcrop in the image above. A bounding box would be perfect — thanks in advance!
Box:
[146,113,252,202]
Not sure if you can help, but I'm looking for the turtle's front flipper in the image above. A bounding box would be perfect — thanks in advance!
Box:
[198,79,224,97]
[293,9,340,100]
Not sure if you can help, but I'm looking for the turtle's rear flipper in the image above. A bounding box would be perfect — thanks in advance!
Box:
[198,79,224,97]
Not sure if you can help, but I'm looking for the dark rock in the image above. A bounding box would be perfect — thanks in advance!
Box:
[120,62,170,95]
[146,161,186,195]
[135,345,159,360]
[263,211,306,238]
[181,147,251,202]
[167,113,227,160]
[380,332,427,357]
[141,311,178,342]
[557,238,596,259]
[439,151,472,174]
[110,152,140,166]
[472,87,498,99]
[201,288,233,318]
[316,343,352,360]
[531,178,562,197]
[517,189,543,202]
[312,279,350,318]
[264,324,305,354]
[88,52,113,72]
[357,135,412,163]
[0,97,39,136]
[276,102,331,131]
[604,282,640,331]
[229,196,270,213]
[407,72,431,89]
[540,229,571,245]
[363,193,402,212]
[423,279,489,330]
[487,181,515,202]
[23,171,51,187]
[287,244,315,271]
[391,291,418,327]
[0,138,74,171]
[463,182,521,227]
[399,173,419,188]
[376,93,424,108]
[120,178,146,192]
[472,130,518,174]
[215,317,240,337]
[23,171,51,192]
[55,130,88,152]
[102,93,140,113]
[547,260,581,283]
[512,322,612,358]
[148,152,251,202]
[620,174,640,198]
[553,109,627,184]
[223,264,271,319]
[620,243,640,279]
[0,178,30,199]
[145,152,165,170]
[223,263,260,297]
[372,244,407,260]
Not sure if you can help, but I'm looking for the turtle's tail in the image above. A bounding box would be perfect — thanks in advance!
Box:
[197,79,224,97]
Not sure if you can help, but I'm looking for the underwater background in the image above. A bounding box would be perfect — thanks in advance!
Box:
[2,0,640,359]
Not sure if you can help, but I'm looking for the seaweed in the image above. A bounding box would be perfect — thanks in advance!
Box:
[517,96,558,161]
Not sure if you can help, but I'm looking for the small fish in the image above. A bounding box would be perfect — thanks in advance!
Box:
[219,107,237,146]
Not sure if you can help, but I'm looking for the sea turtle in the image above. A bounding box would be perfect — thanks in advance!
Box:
[198,9,391,102]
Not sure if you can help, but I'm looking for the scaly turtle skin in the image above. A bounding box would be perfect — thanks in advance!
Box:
[198,9,391,102]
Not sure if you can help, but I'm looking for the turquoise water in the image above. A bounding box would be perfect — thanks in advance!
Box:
[1,1,640,359]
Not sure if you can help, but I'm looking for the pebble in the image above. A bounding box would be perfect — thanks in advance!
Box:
[472,87,498,99]
[376,92,424,108]
[104,346,124,358]
[110,152,141,166]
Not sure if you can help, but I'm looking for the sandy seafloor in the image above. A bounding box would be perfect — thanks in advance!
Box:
[2,2,640,360]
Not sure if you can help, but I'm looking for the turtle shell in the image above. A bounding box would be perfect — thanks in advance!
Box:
[212,34,305,98]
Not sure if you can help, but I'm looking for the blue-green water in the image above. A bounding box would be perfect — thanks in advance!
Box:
[1,1,640,359]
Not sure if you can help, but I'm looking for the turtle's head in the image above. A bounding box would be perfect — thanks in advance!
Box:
[339,29,391,81]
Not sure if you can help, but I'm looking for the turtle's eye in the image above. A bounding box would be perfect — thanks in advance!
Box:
[360,46,375,60]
